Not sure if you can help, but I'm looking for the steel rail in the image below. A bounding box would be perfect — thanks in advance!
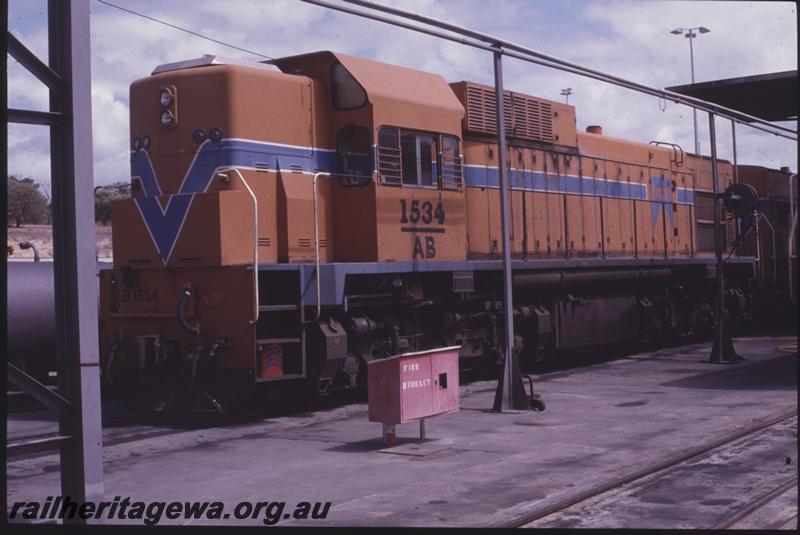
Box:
[7,422,207,461]
[495,405,797,528]
[711,476,799,529]
[304,0,796,141]
[7,435,74,456]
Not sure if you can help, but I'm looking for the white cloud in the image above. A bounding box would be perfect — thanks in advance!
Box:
[6,0,797,186]
[7,124,52,182]
[91,84,131,182]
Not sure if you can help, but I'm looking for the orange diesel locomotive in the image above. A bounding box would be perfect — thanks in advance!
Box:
[99,52,755,411]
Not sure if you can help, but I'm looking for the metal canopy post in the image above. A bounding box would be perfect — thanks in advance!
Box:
[5,0,104,520]
[687,33,700,155]
[731,120,741,255]
[48,0,105,509]
[731,121,739,184]
[707,113,741,363]
[490,49,530,411]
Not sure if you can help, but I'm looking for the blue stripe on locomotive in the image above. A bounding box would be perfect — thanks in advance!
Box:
[462,165,649,200]
[129,138,699,262]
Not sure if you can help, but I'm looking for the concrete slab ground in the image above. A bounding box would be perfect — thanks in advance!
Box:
[6,335,797,528]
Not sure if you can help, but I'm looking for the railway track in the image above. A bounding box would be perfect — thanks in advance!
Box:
[713,476,798,529]
[6,335,796,528]
[504,407,797,529]
[5,391,371,464]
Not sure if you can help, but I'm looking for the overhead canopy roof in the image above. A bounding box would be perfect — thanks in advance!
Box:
[666,70,797,122]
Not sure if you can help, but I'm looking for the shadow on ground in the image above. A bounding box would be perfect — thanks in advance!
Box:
[660,353,797,391]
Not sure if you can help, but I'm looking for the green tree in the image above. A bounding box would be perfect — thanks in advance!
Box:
[7,175,50,227]
[94,181,131,225]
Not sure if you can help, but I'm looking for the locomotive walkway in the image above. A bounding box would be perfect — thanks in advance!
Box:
[6,335,797,528]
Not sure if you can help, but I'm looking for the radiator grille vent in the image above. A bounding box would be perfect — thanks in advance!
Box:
[725,218,737,247]
[694,192,715,221]
[297,238,311,248]
[696,223,715,252]
[463,85,555,143]
[696,220,736,251]
[258,237,271,247]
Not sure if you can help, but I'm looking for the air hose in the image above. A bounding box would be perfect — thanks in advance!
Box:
[178,287,201,338]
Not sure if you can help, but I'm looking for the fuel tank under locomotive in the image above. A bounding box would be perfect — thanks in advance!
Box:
[302,262,752,395]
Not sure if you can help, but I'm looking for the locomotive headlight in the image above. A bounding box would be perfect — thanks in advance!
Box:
[192,129,207,143]
[209,128,223,142]
[159,88,173,108]
[142,135,151,150]
[133,136,142,151]
[160,111,173,127]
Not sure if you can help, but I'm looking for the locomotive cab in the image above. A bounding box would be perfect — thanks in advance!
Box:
[272,51,468,262]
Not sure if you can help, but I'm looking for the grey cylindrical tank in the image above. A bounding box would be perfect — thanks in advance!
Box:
[7,261,110,380]
[7,262,57,379]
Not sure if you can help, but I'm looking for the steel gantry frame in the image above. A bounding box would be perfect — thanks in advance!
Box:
[5,0,104,522]
[301,0,797,405]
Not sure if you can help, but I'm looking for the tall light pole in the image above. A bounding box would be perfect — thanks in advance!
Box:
[560,87,572,104]
[670,26,710,155]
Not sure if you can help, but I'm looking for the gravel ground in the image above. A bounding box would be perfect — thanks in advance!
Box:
[6,224,112,259]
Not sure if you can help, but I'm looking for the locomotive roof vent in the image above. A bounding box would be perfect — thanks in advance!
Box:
[453,82,556,143]
[151,55,275,75]
[586,125,603,135]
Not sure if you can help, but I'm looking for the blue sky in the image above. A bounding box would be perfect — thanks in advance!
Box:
[7,0,797,188]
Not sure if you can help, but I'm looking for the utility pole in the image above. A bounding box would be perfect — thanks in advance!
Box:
[670,26,710,155]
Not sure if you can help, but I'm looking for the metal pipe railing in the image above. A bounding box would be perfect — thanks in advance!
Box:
[756,213,778,284]
[787,173,797,302]
[312,172,331,321]
[755,213,763,282]
[217,168,259,322]
[326,0,796,141]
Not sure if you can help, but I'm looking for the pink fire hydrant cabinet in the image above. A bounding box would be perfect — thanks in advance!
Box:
[367,346,461,443]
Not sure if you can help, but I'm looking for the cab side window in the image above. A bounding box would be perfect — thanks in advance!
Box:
[401,132,435,187]
[378,127,462,190]
[336,125,371,180]
[377,127,401,185]
[331,63,367,110]
[441,135,462,190]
